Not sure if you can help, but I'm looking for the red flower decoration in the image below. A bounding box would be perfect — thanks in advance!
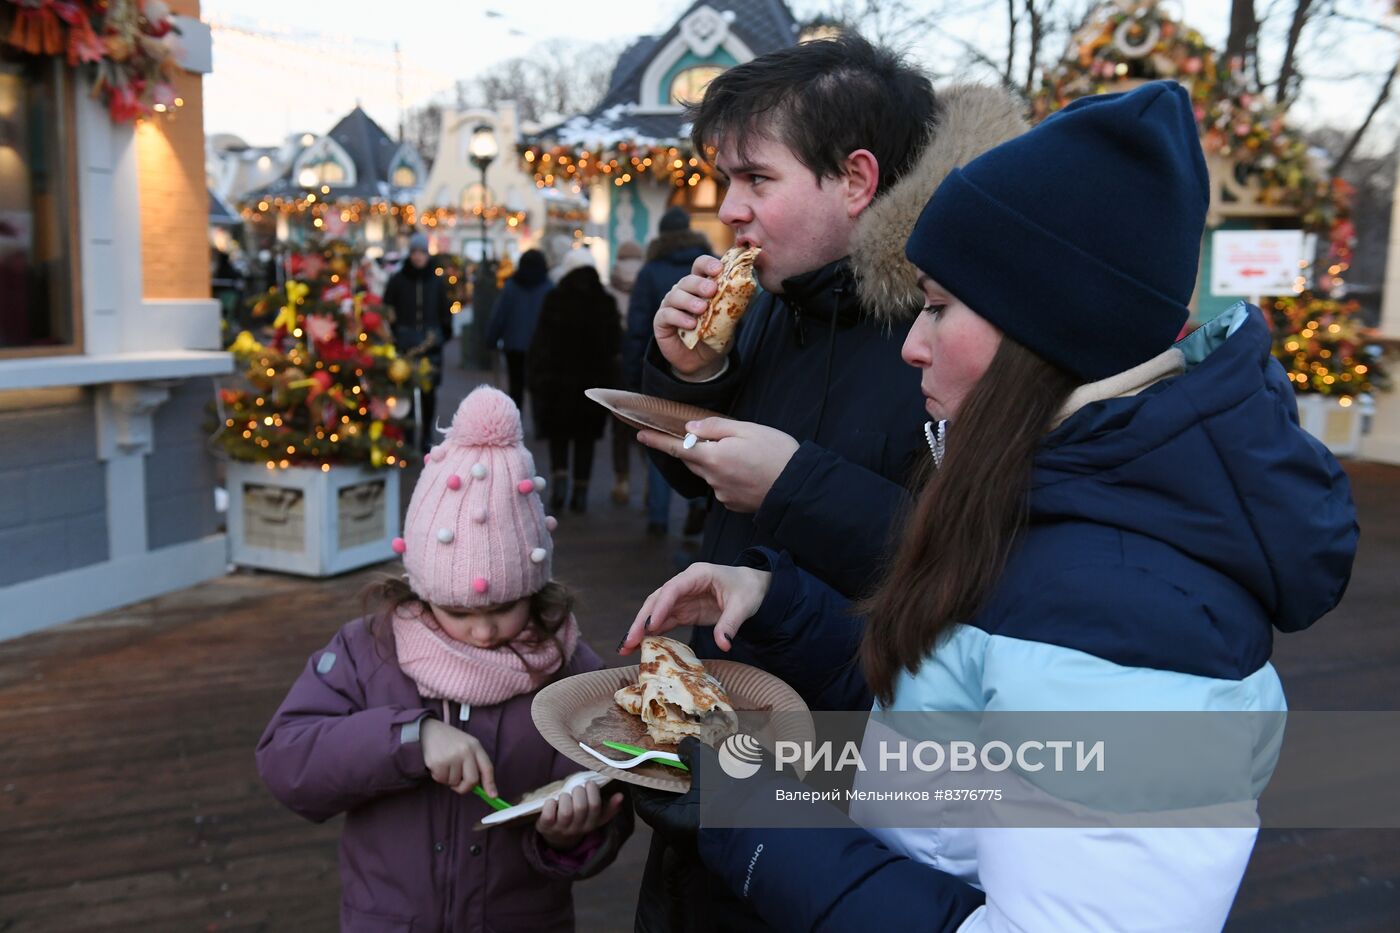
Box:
[107,82,143,122]
[302,315,338,345]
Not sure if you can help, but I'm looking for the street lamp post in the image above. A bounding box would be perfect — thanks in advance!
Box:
[467,124,500,370]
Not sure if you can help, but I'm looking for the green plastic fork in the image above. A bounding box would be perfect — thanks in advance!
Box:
[601,740,691,771]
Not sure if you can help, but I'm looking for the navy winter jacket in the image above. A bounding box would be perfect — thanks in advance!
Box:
[702,304,1358,931]
[641,258,926,656]
[487,278,551,353]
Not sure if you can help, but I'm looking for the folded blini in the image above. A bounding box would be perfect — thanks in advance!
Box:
[679,246,760,353]
[616,635,737,745]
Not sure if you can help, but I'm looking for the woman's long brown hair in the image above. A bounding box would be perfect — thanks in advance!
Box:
[860,336,1080,706]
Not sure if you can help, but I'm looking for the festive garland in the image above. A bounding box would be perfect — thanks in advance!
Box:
[1,0,184,122]
[1033,1,1215,111]
[1033,1,1350,259]
[521,142,714,191]
[242,195,527,234]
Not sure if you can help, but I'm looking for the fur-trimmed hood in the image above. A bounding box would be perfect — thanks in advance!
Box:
[850,84,1028,324]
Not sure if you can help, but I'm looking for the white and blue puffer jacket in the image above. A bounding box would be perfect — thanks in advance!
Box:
[702,304,1358,931]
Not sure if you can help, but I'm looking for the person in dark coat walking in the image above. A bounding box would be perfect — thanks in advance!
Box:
[527,259,622,513]
[487,248,551,409]
[258,388,631,933]
[383,232,453,449]
[623,80,1358,933]
[608,241,646,506]
[627,208,712,536]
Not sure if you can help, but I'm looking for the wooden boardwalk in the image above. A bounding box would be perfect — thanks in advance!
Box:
[2,364,1397,931]
[0,466,673,933]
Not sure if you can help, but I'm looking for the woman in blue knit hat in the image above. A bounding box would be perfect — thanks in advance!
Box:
[619,81,1358,930]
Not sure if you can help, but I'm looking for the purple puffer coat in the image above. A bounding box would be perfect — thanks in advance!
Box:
[256,617,632,932]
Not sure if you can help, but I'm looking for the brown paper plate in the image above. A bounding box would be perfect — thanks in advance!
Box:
[584,388,721,440]
[531,661,815,793]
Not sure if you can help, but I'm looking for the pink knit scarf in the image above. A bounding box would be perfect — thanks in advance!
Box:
[392,606,579,707]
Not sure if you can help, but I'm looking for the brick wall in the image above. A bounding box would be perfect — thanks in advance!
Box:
[138,0,210,301]
[0,390,109,587]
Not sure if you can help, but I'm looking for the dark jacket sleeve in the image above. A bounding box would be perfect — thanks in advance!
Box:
[624,265,664,390]
[383,273,406,332]
[637,285,767,494]
[526,295,560,406]
[753,440,912,598]
[689,731,983,932]
[734,548,872,711]
[697,818,984,932]
[255,626,434,823]
[487,281,514,348]
[599,292,623,384]
[639,336,748,500]
[638,301,748,412]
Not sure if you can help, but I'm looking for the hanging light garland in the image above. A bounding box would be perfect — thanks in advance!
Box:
[1033,0,1353,275]
[520,142,715,191]
[237,192,527,231]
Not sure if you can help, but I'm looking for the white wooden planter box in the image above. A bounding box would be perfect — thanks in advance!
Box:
[226,461,401,576]
[1295,393,1370,458]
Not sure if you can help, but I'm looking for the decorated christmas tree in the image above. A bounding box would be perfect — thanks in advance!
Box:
[213,243,433,471]
[1269,293,1389,402]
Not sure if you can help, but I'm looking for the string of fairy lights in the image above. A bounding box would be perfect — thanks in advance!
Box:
[239,185,529,231]
[521,142,714,191]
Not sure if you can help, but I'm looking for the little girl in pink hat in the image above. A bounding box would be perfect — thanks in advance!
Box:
[257,386,631,932]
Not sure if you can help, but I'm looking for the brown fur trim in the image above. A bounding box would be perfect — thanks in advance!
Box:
[850,85,1029,325]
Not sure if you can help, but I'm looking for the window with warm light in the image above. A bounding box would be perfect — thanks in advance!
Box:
[460,183,487,212]
[668,66,724,106]
[392,165,417,187]
[300,158,347,187]
[0,51,77,355]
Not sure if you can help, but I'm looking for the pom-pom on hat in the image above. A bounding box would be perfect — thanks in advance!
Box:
[396,386,553,609]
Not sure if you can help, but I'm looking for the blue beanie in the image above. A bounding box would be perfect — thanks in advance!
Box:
[905,81,1208,382]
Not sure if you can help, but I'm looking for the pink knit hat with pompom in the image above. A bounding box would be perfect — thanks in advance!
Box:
[394,386,555,608]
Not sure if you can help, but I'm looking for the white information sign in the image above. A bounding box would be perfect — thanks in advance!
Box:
[1210,230,1306,296]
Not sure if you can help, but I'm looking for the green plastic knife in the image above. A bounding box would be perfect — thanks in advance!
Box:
[472,786,512,810]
